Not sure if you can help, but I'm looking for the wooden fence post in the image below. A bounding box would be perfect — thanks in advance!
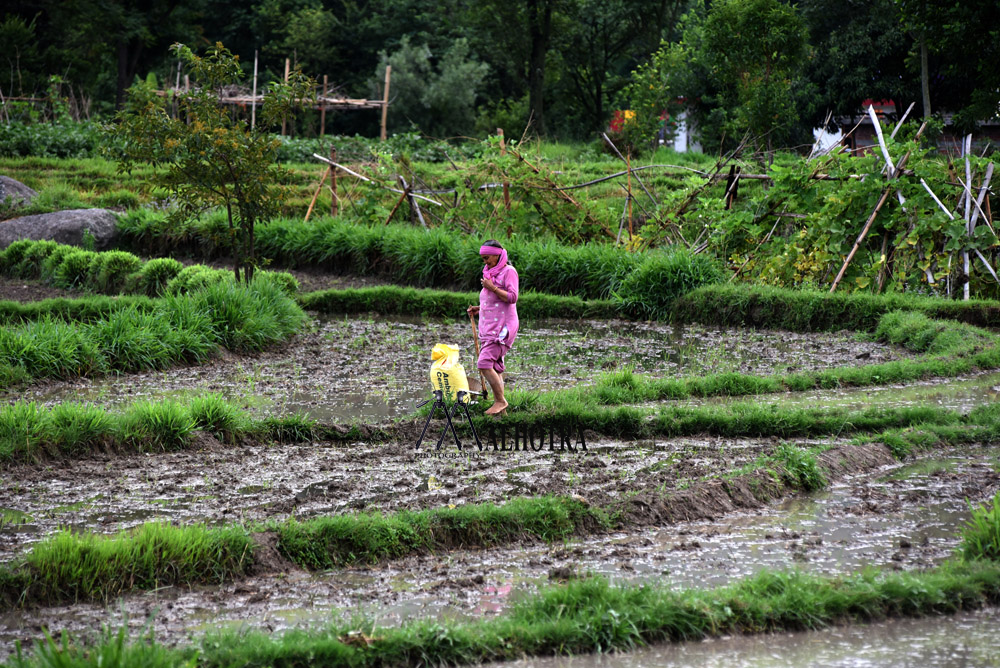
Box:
[320,75,328,137]
[380,66,391,141]
[281,58,290,136]
[498,128,510,210]
[330,147,338,217]
[251,51,258,130]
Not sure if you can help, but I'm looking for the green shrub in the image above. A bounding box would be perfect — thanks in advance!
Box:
[260,270,299,295]
[91,250,143,293]
[53,249,99,289]
[165,265,229,295]
[127,257,184,296]
[39,244,80,281]
[11,240,60,278]
[0,240,35,272]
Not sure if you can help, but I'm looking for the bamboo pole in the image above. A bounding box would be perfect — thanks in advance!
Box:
[829,122,926,293]
[964,135,972,300]
[469,311,488,403]
[330,147,338,217]
[868,105,895,176]
[320,75,328,137]
[498,128,510,210]
[251,51,258,130]
[384,177,411,225]
[626,151,633,241]
[602,132,658,208]
[312,153,444,206]
[380,65,391,141]
[304,167,330,222]
[281,59,290,135]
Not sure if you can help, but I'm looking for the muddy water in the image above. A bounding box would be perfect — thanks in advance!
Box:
[1,448,997,659]
[496,606,1000,668]
[0,317,910,422]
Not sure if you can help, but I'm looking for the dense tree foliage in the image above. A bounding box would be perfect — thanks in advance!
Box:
[2,0,997,143]
[109,43,314,282]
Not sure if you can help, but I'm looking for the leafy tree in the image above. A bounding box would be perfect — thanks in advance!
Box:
[898,0,1000,130]
[108,42,314,282]
[0,14,43,97]
[617,7,722,154]
[465,0,560,136]
[616,41,691,155]
[374,36,489,138]
[800,0,917,125]
[552,0,688,136]
[702,0,809,157]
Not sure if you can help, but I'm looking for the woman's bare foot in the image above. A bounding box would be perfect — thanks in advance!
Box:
[484,401,508,415]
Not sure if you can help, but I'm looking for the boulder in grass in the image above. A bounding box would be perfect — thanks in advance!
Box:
[0,176,38,208]
[0,208,118,250]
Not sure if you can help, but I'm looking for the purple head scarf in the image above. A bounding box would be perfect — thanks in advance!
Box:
[480,245,508,282]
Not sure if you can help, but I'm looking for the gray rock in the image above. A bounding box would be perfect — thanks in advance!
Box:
[0,176,38,208]
[0,208,118,250]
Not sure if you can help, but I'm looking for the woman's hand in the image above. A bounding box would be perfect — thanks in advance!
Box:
[467,305,480,315]
[481,277,497,293]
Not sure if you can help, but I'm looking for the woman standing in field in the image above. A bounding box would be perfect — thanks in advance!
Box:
[467,239,519,416]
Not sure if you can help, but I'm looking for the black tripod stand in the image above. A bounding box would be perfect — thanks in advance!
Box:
[415,389,482,450]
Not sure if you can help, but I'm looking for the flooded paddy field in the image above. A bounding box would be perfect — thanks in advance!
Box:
[500,605,1000,668]
[2,291,999,664]
[1,314,914,422]
[0,434,834,558]
[1,446,996,659]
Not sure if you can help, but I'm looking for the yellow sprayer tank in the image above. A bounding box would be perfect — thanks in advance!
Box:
[430,343,470,401]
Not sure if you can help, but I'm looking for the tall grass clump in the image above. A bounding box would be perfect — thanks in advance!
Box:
[614,248,724,320]
[875,310,992,356]
[276,496,595,570]
[189,394,248,443]
[0,403,46,461]
[188,274,307,352]
[23,522,253,603]
[41,403,115,457]
[115,401,196,452]
[0,318,104,379]
[673,284,1000,332]
[958,492,1000,562]
[0,276,303,385]
[773,443,826,492]
[0,397,266,465]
